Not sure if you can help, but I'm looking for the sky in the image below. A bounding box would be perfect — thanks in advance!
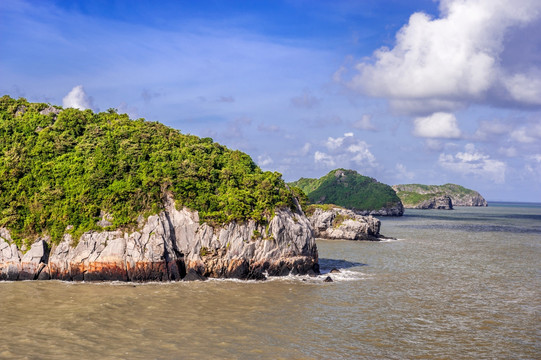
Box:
[1,0,541,202]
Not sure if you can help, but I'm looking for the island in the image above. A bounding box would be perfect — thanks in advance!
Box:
[289,169,404,216]
[0,96,319,281]
[392,183,488,209]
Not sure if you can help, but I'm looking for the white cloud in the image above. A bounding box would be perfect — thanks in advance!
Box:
[439,143,506,183]
[510,124,541,143]
[413,112,462,138]
[314,151,335,167]
[344,0,541,113]
[395,163,415,181]
[257,154,273,167]
[315,133,378,170]
[62,85,93,110]
[325,135,345,150]
[474,120,512,141]
[352,114,377,131]
[300,142,311,156]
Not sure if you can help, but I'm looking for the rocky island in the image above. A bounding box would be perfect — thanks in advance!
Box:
[289,169,404,216]
[0,96,318,281]
[392,183,487,209]
[304,205,385,241]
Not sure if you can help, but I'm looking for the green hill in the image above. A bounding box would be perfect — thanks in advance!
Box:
[392,183,488,207]
[0,96,296,247]
[289,169,402,213]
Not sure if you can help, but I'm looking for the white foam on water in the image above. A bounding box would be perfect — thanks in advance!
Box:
[378,237,406,243]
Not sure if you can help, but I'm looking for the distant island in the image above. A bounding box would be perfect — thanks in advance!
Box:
[289,169,404,216]
[0,96,318,281]
[392,183,488,209]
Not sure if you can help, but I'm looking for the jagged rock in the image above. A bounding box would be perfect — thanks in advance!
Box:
[39,106,61,116]
[183,268,207,281]
[414,196,453,210]
[1,196,319,281]
[308,207,382,241]
[323,276,333,282]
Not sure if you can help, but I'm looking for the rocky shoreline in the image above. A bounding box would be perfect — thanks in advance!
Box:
[307,207,389,241]
[0,197,319,281]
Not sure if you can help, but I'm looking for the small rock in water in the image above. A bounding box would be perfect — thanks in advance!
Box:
[330,268,341,274]
[323,276,333,282]
[183,269,208,281]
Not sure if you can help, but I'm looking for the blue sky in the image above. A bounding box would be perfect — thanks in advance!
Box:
[1,0,541,202]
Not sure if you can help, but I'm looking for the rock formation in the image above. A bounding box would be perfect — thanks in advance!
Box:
[0,197,319,281]
[393,183,487,209]
[307,207,383,241]
[411,196,453,210]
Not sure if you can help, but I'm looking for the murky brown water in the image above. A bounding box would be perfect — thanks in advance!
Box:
[1,204,540,359]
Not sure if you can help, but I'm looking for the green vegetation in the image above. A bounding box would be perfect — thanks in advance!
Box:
[289,169,401,211]
[0,96,297,247]
[303,203,344,217]
[331,213,353,228]
[393,183,484,207]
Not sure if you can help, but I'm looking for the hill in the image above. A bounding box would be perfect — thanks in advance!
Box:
[289,169,403,216]
[392,183,488,208]
[0,96,296,248]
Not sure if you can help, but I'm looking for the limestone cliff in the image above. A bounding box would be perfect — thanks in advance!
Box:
[0,197,318,281]
[393,183,487,209]
[410,196,453,210]
[306,207,383,241]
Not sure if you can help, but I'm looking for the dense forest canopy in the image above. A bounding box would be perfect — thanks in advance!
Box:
[289,169,401,211]
[0,96,295,247]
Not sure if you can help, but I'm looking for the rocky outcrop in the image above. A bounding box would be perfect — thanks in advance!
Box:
[308,207,382,241]
[393,183,487,209]
[411,196,453,210]
[451,193,487,206]
[353,203,404,216]
[0,197,318,281]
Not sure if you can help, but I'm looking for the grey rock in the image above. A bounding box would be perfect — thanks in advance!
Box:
[414,196,453,210]
[308,207,382,241]
[1,195,319,281]
[323,276,333,282]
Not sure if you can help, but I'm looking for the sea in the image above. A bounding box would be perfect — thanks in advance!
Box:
[1,202,540,359]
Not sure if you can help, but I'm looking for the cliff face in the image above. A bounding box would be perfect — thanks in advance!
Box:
[0,197,318,281]
[393,184,487,209]
[411,196,453,210]
[307,207,382,241]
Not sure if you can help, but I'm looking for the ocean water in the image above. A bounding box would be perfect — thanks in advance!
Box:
[0,203,540,359]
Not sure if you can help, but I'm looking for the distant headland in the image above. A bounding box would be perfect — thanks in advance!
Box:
[392,183,488,209]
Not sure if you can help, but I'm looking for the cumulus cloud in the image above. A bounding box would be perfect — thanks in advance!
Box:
[439,143,506,183]
[314,132,377,170]
[352,114,377,131]
[62,85,93,110]
[290,89,321,109]
[344,0,541,113]
[413,112,462,138]
[510,123,541,143]
[257,154,273,167]
[314,151,335,167]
